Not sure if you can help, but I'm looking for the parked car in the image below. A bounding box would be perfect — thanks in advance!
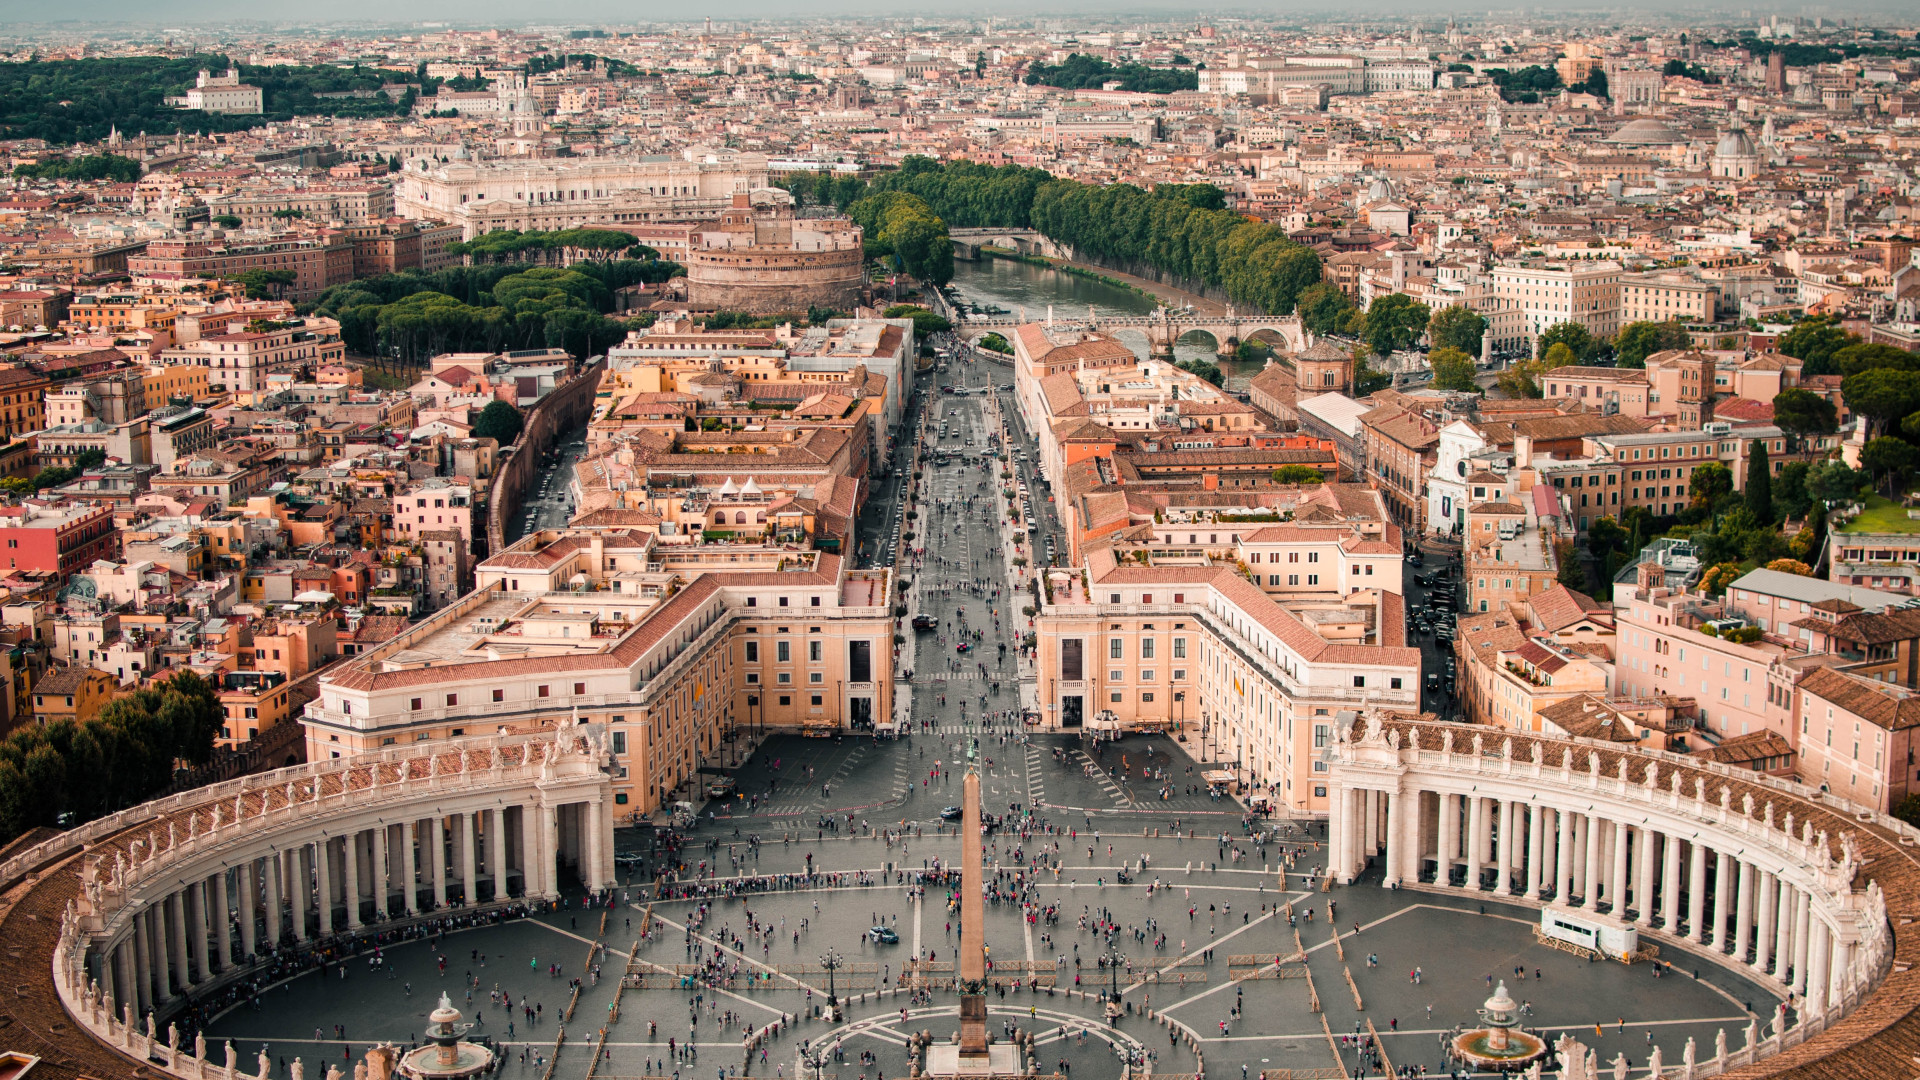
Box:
[940,805,964,820]
[868,926,899,944]
[705,778,736,799]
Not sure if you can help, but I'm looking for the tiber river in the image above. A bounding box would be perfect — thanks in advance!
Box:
[945,256,1272,389]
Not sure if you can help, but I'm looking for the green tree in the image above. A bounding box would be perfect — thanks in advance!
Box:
[1426,304,1487,356]
[1861,436,1919,496]
[1775,460,1813,520]
[1364,294,1430,357]
[1804,459,1868,510]
[1830,341,1920,376]
[212,214,242,228]
[1537,322,1597,363]
[1270,465,1325,484]
[1176,358,1224,386]
[1429,347,1479,392]
[1771,388,1838,444]
[1841,368,1920,436]
[1777,315,1859,377]
[978,333,1012,355]
[12,153,142,182]
[882,304,952,337]
[474,400,524,444]
[1688,461,1735,513]
[1296,283,1354,337]
[229,268,297,300]
[1613,320,1693,369]
[1745,441,1774,523]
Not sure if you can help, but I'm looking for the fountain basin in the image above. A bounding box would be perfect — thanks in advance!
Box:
[1450,1028,1548,1070]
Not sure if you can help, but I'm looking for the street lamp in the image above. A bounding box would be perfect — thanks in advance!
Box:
[820,948,844,1021]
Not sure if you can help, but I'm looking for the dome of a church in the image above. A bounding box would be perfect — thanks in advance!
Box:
[1716,128,1757,159]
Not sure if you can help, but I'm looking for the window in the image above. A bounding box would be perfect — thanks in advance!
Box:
[810,694,823,706]
[492,688,504,702]
[611,731,626,754]
[574,682,586,695]
[810,672,823,683]
[1062,639,1084,681]
[779,695,791,706]
[1142,692,1155,703]
[1173,638,1187,659]
[1390,677,1402,689]
[746,641,759,662]
[1109,639,1124,660]
[445,693,457,706]
[809,641,822,662]
[410,697,422,710]
[1352,676,1366,688]
[777,641,791,663]
[1142,639,1156,660]
[1110,691,1123,703]
[1173,669,1186,682]
[779,597,789,607]
[811,596,821,607]
[1313,724,1330,748]
[538,685,550,698]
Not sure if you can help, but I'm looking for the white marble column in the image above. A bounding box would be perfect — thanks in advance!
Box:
[1497,800,1517,895]
[1609,821,1630,914]
[343,828,363,930]
[1807,919,1831,1010]
[1384,787,1408,887]
[315,839,335,935]
[1464,796,1484,891]
[544,804,560,897]
[374,823,391,919]
[1792,889,1813,998]
[1687,843,1708,944]
[1772,876,1794,982]
[486,809,504,903]
[404,820,420,915]
[462,812,480,903]
[185,881,208,984]
[1363,789,1380,860]
[263,854,282,947]
[1733,860,1754,962]
[115,938,136,1017]
[1660,834,1682,930]
[132,903,153,1014]
[1634,826,1657,926]
[290,848,309,941]
[1526,803,1545,898]
[1436,792,1458,888]
[1581,816,1603,908]
[167,891,189,993]
[586,798,606,892]
[1831,937,1854,1010]
[1751,869,1775,974]
[213,869,232,971]
[1555,808,1574,901]
[432,816,448,908]
[1712,849,1734,950]
[238,861,257,958]
[523,805,543,898]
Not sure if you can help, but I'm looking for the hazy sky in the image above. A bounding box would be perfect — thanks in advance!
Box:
[5,0,1904,29]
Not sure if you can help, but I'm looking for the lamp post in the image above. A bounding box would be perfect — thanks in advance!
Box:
[820,948,844,1021]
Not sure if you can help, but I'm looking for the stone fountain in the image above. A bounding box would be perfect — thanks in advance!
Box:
[1450,981,1547,1072]
[397,995,494,1080]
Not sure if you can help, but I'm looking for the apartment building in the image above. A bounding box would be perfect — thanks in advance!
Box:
[1032,541,1420,817]
[205,185,396,228]
[130,237,355,302]
[1491,261,1623,344]
[158,323,347,396]
[1830,515,1920,596]
[1358,402,1439,533]
[1538,366,1652,418]
[1619,272,1719,325]
[302,528,893,815]
[0,502,117,578]
[1794,665,1920,814]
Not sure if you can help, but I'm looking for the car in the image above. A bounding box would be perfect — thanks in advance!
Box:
[940,806,963,820]
[956,641,971,653]
[868,926,899,944]
[1425,674,1441,691]
[705,778,736,799]
[614,853,646,870]
[912,614,937,630]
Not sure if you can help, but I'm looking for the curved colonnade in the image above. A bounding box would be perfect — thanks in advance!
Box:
[1326,716,1917,1078]
[9,725,613,1080]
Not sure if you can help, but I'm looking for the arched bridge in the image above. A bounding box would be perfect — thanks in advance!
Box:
[956,307,1308,357]
[949,228,1070,261]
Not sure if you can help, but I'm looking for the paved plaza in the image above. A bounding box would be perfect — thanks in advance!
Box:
[202,359,1783,1080]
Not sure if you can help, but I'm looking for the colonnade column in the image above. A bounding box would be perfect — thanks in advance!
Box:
[586,799,605,892]
[404,821,420,915]
[1712,850,1733,950]
[1609,822,1630,914]
[486,809,504,902]
[1496,801,1516,895]
[1633,827,1657,926]
[1436,793,1457,888]
[544,805,560,898]
[1807,919,1831,1009]
[212,869,232,971]
[315,838,334,935]
[238,861,257,958]
[1733,860,1754,962]
[1464,796,1484,891]
[1660,834,1682,930]
[1554,808,1574,901]
[374,823,391,919]
[167,892,189,994]
[1751,869,1776,974]
[1792,890,1813,998]
[1578,816,1600,907]
[132,903,153,1013]
[1383,788,1407,887]
[290,848,309,941]
[185,881,208,983]
[431,817,448,908]
[114,939,136,1017]
[1685,844,1707,943]
[344,829,363,931]
[1773,877,1794,981]
[1363,790,1380,863]
[1526,804,1545,899]
[462,812,480,903]
[264,853,282,948]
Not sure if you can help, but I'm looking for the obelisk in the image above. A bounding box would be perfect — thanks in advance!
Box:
[957,761,989,1057]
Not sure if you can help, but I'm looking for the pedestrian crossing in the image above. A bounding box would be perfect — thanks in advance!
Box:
[916,671,1007,682]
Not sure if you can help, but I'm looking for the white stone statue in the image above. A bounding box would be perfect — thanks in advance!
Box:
[1683,1036,1697,1077]
[258,1051,271,1080]
[1713,1028,1726,1065]
[355,1060,367,1080]
[1610,1052,1628,1080]
[1644,762,1659,789]
[146,1012,156,1039]
[196,1032,206,1061]
[226,1041,238,1073]
[292,1060,304,1080]
[1501,736,1512,759]
[1385,728,1400,751]
[169,1022,179,1050]
[326,1064,343,1080]
[1472,732,1485,757]
[1744,1018,1758,1049]
[1647,1045,1663,1077]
